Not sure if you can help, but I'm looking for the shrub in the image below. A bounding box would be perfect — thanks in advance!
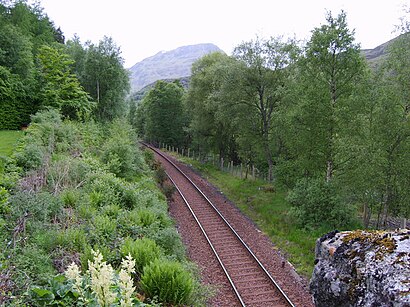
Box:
[287,177,356,229]
[140,259,195,305]
[101,204,121,218]
[135,209,157,228]
[48,157,91,194]
[91,214,117,240]
[151,227,186,260]
[10,191,63,225]
[56,227,88,251]
[120,237,161,275]
[59,188,81,208]
[0,187,10,215]
[12,244,56,288]
[14,143,44,171]
[85,171,140,209]
[100,120,146,180]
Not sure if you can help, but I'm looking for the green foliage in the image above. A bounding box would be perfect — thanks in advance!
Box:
[36,45,93,119]
[100,119,145,180]
[138,80,187,147]
[10,191,63,226]
[29,275,79,307]
[141,259,195,305]
[285,11,367,183]
[120,237,161,275]
[151,227,186,260]
[91,214,117,241]
[0,77,195,305]
[13,244,57,288]
[185,52,238,160]
[0,1,65,129]
[288,177,357,229]
[14,142,44,171]
[0,186,10,215]
[77,36,130,121]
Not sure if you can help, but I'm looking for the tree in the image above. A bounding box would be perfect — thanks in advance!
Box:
[186,52,238,160]
[0,0,65,129]
[37,45,92,119]
[82,36,130,121]
[288,11,367,183]
[366,30,410,225]
[232,36,298,181]
[139,80,187,147]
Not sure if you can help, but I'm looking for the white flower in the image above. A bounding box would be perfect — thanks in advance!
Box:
[119,254,136,307]
[88,250,116,306]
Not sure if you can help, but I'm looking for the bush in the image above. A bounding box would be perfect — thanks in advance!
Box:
[287,177,356,229]
[91,214,117,241]
[141,258,195,305]
[100,120,146,180]
[56,227,88,251]
[12,244,56,288]
[0,187,10,215]
[59,188,81,208]
[151,227,186,260]
[85,171,140,209]
[14,143,44,171]
[48,157,91,194]
[120,237,161,275]
[10,191,63,225]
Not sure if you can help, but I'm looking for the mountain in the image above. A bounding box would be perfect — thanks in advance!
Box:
[361,35,401,68]
[129,43,223,92]
[131,77,190,102]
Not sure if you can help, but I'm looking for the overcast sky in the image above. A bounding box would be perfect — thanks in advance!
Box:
[33,0,407,68]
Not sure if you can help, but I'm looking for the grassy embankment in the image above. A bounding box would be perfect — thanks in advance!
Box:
[0,130,22,157]
[173,154,329,278]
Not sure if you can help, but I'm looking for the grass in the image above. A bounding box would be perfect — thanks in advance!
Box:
[0,130,23,156]
[175,154,329,278]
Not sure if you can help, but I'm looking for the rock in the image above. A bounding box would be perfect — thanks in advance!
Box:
[310,229,410,307]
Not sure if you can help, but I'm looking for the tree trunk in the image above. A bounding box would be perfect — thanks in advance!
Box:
[326,160,333,182]
[363,203,371,229]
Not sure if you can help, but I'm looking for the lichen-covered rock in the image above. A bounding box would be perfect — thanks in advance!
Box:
[310,229,410,307]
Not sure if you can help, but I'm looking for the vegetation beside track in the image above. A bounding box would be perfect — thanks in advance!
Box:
[173,153,356,277]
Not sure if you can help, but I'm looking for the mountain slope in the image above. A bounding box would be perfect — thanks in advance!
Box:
[129,43,222,92]
[361,35,402,68]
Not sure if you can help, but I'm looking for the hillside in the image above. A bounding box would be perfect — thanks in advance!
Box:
[128,43,222,92]
[361,35,401,67]
[131,76,190,102]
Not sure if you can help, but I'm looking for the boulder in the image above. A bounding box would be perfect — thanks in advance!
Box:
[310,229,410,307]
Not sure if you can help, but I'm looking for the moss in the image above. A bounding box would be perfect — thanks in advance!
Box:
[393,252,409,265]
[342,230,396,260]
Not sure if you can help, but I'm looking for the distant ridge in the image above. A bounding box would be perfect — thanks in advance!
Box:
[361,35,402,68]
[129,43,223,92]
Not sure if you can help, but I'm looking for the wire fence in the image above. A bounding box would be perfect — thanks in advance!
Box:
[157,143,271,182]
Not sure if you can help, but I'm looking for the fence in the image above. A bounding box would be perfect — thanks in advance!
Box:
[156,143,270,182]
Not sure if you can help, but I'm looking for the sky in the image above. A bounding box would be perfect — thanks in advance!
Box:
[32,0,407,68]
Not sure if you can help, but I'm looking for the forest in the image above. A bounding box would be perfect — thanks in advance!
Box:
[0,0,409,305]
[0,1,206,305]
[134,11,410,231]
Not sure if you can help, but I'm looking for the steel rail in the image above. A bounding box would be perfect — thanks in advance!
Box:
[144,143,296,307]
[166,173,246,306]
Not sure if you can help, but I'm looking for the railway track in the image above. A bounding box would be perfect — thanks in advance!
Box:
[144,143,296,307]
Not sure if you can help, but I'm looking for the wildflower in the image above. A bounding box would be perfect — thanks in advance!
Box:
[65,262,83,294]
[88,250,116,306]
[119,254,136,307]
